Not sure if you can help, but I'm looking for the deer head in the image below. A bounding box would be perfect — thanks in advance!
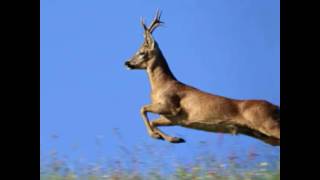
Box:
[125,10,164,70]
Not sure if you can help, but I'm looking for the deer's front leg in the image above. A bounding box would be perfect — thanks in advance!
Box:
[150,117,185,143]
[140,105,161,139]
[140,104,185,143]
[151,116,177,127]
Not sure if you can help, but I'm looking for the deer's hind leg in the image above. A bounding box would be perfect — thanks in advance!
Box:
[241,101,280,140]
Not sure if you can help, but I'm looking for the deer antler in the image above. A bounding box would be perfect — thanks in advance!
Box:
[148,9,163,33]
[140,9,163,34]
[140,17,148,32]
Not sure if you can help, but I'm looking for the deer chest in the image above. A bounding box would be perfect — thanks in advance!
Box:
[150,91,181,107]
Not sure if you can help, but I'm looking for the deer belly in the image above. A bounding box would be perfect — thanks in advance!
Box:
[181,120,238,134]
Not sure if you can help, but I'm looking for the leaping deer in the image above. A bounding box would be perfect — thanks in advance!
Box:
[124,10,280,146]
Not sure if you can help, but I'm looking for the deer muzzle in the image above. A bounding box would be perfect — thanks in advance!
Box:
[124,61,134,70]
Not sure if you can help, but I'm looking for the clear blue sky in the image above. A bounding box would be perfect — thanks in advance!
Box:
[41,0,279,169]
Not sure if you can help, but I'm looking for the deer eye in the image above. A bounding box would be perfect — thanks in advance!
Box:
[138,52,147,58]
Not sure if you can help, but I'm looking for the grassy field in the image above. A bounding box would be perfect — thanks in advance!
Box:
[40,160,280,180]
[41,144,279,179]
[41,131,279,180]
[40,169,279,180]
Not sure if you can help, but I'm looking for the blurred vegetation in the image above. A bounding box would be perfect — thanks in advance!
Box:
[41,131,280,180]
[40,159,279,180]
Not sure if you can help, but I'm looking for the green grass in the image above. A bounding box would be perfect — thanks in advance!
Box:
[41,148,279,180]
[41,132,280,180]
[40,167,279,180]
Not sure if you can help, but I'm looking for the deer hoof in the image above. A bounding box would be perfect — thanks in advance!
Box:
[169,137,185,143]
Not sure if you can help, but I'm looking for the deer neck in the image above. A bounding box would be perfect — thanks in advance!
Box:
[146,52,177,91]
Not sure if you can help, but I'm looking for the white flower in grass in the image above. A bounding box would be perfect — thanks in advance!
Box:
[101,174,109,179]
[259,162,269,166]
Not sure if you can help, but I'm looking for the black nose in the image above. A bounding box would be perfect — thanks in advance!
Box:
[124,61,133,69]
